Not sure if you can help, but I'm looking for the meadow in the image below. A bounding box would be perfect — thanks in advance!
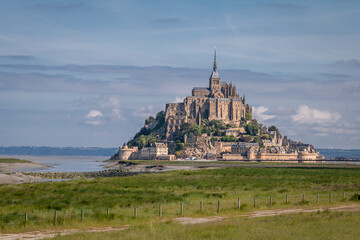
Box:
[46,211,360,240]
[0,163,359,238]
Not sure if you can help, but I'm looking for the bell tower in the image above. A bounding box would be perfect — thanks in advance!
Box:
[209,47,221,90]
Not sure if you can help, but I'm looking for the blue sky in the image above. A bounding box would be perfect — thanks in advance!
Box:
[0,0,360,148]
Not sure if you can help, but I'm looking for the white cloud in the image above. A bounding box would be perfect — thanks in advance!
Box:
[85,110,103,118]
[84,110,104,125]
[174,97,184,103]
[253,106,276,121]
[291,105,341,125]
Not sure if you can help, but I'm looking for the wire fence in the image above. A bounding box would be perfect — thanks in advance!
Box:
[0,192,359,228]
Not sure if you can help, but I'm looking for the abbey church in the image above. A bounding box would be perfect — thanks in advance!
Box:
[165,49,253,139]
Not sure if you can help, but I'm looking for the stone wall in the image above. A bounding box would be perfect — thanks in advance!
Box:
[257,152,298,160]
[222,153,246,160]
[298,151,319,161]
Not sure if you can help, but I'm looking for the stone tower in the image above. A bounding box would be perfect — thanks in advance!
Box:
[164,49,253,139]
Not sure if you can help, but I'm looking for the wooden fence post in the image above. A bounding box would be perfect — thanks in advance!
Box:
[254,196,256,207]
[81,209,84,222]
[134,207,137,219]
[107,208,110,218]
[25,213,28,226]
[180,203,183,216]
[217,200,220,213]
[53,210,57,225]
[329,193,332,203]
[200,201,203,211]
[237,198,241,209]
[317,194,319,204]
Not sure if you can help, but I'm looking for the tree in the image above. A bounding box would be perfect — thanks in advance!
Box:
[252,136,262,144]
[268,125,279,133]
[155,111,165,129]
[221,135,238,142]
[245,124,259,136]
[138,135,147,149]
[261,134,270,140]
[213,129,222,136]
[145,116,154,125]
[175,142,185,151]
[245,112,252,121]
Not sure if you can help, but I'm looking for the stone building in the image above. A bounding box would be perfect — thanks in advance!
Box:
[165,49,252,139]
[116,142,174,160]
[231,142,260,155]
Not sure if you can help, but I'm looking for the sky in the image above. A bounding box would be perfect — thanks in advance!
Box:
[0,0,360,149]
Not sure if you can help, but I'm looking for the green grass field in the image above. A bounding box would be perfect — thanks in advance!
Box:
[45,211,360,240]
[0,158,32,164]
[0,165,359,238]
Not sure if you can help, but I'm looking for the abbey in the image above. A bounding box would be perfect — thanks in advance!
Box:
[165,49,252,139]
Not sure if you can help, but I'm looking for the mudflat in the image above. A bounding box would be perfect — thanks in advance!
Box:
[0,158,48,184]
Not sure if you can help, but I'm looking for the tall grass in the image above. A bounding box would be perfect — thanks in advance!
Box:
[45,211,360,240]
[0,166,359,233]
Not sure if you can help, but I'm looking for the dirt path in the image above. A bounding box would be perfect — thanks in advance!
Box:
[0,226,129,240]
[174,203,360,224]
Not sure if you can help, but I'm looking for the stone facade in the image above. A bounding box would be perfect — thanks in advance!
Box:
[117,142,172,160]
[222,146,320,161]
[165,49,252,139]
[231,143,260,155]
[117,145,138,160]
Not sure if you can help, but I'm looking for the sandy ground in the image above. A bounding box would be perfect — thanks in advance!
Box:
[0,226,129,240]
[0,173,40,185]
[0,160,47,185]
[173,203,360,224]
[0,162,48,172]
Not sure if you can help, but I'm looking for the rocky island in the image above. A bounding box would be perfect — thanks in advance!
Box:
[112,49,322,162]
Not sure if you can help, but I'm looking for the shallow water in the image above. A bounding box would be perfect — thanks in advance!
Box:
[0,155,108,172]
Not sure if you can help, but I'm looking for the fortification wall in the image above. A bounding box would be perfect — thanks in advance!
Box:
[118,149,133,160]
[298,151,318,161]
[222,154,246,160]
[257,153,298,160]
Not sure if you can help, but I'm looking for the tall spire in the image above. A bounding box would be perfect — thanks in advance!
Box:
[213,46,217,72]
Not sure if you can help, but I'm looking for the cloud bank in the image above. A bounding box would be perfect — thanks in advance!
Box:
[291,105,341,125]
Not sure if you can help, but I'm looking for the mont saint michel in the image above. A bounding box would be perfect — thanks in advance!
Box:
[112,49,321,162]
[1,1,359,239]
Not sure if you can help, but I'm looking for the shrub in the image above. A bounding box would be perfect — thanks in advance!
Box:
[245,124,259,136]
[221,136,238,142]
[245,112,252,120]
[268,125,279,133]
[350,193,360,201]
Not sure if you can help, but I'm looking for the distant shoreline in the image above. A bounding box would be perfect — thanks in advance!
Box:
[0,147,359,159]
